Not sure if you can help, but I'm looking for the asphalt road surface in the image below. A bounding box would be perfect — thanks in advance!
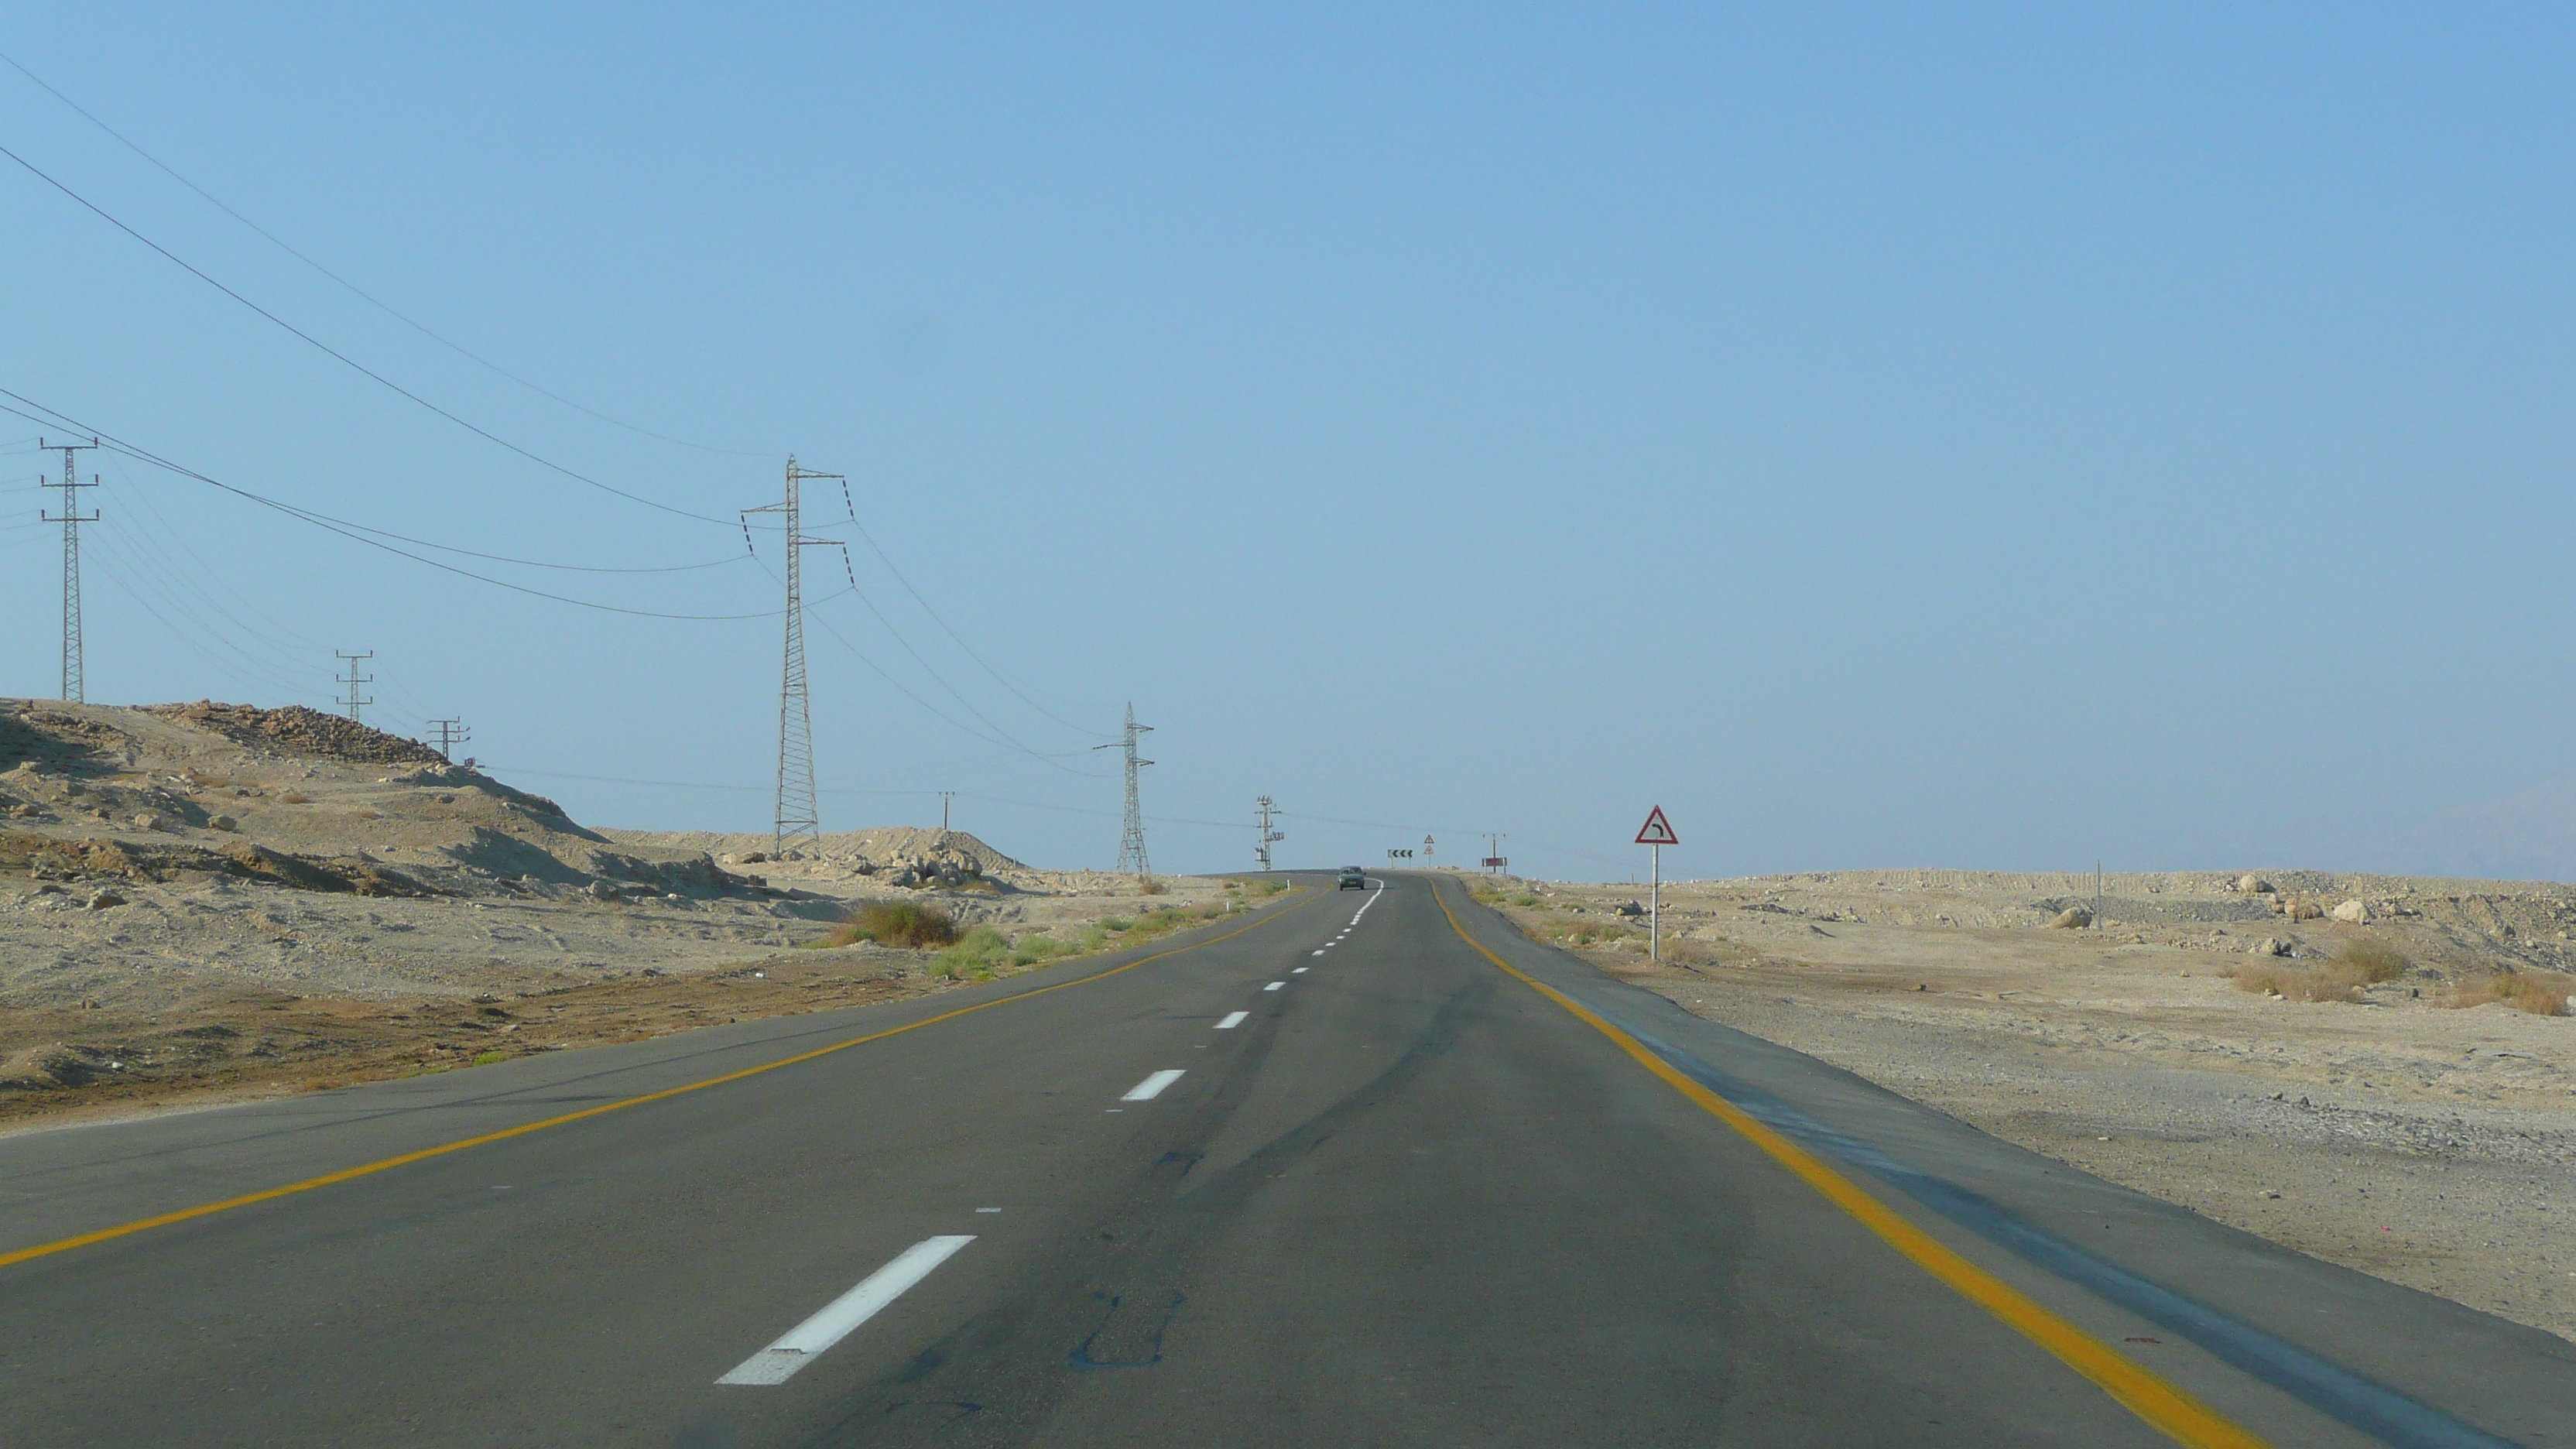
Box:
[2,874,2569,1447]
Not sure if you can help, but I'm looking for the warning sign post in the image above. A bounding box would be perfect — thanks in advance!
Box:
[1634,807,1678,961]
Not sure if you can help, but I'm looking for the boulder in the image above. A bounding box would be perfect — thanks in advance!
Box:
[2286,899,2324,921]
[1614,900,1646,918]
[2050,906,2094,929]
[2250,937,2289,957]
[87,889,126,910]
[207,814,239,832]
[587,881,620,901]
[2330,899,2371,924]
[2236,875,2271,894]
[131,813,163,832]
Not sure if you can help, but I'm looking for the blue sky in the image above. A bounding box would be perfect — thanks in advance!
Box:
[4,5,2573,880]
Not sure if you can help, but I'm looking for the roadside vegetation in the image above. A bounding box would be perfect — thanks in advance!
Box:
[824,899,958,949]
[2230,937,2411,1002]
[2450,968,2573,1016]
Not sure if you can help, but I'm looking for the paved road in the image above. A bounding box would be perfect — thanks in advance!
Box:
[1,874,2568,1447]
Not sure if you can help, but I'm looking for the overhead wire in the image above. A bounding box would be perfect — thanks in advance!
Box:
[0,391,783,621]
[844,517,1110,740]
[0,50,775,461]
[0,141,764,529]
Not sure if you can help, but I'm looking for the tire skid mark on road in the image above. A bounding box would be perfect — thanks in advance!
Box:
[809,951,1494,1445]
[0,889,1323,1273]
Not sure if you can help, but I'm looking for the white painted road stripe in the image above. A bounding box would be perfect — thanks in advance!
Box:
[1122,1069,1187,1101]
[1351,884,1386,923]
[1292,967,1307,973]
[717,1235,975,1386]
[1215,1010,1249,1029]
[1311,949,1326,956]
[1265,981,1286,991]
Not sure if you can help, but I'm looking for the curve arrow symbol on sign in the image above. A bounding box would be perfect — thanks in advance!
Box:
[1635,806,1678,846]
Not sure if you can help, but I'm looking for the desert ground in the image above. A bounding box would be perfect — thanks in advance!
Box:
[0,699,1262,1126]
[1471,869,2576,1342]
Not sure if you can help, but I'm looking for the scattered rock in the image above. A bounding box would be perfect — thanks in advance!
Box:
[207,814,238,832]
[738,851,768,864]
[131,813,163,832]
[2331,899,2372,924]
[1614,900,1646,918]
[587,881,621,901]
[2050,906,2095,929]
[87,888,126,910]
[2286,899,2324,921]
[2251,937,2290,956]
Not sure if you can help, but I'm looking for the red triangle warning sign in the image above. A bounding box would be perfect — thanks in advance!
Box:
[1634,806,1678,846]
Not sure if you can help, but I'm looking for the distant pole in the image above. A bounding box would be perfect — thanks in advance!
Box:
[39,439,98,704]
[1652,842,1662,962]
[334,651,375,723]
[1255,795,1281,872]
[426,718,470,761]
[939,791,955,831]
[2095,858,2103,931]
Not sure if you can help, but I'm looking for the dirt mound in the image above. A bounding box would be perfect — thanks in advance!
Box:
[0,831,439,897]
[599,827,1029,873]
[0,705,132,772]
[149,702,445,766]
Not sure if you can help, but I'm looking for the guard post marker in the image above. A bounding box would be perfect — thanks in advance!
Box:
[1433,880,2269,1449]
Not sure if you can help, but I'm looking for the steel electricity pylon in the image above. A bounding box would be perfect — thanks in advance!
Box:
[39,438,98,704]
[1255,796,1283,872]
[1096,703,1153,876]
[745,457,842,860]
[335,652,375,722]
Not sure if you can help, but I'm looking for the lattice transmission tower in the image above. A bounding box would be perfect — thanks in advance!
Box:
[335,652,375,722]
[1096,703,1153,876]
[745,457,842,859]
[39,438,98,704]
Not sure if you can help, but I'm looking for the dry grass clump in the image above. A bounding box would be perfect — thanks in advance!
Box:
[276,790,310,805]
[2336,937,2410,984]
[826,899,958,950]
[1137,877,1169,896]
[2228,937,2412,1004]
[2451,969,2572,1017]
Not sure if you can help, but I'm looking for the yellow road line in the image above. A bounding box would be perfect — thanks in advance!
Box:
[0,887,1317,1273]
[1432,883,2270,1449]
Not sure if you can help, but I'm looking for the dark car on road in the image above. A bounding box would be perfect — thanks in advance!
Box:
[1338,866,1368,889]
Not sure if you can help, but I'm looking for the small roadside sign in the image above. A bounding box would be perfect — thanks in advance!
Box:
[1635,806,1678,846]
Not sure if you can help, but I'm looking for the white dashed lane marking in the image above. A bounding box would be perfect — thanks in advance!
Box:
[717,1236,975,1386]
[1216,1011,1249,1029]
[1122,1070,1187,1101]
[1264,981,1286,992]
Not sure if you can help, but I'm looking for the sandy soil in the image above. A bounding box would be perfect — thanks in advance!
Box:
[0,699,1255,1125]
[1473,869,2576,1343]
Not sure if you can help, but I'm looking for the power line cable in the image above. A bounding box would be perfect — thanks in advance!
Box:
[0,49,777,461]
[845,519,1110,740]
[0,392,781,621]
[0,141,762,528]
[762,555,1107,776]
